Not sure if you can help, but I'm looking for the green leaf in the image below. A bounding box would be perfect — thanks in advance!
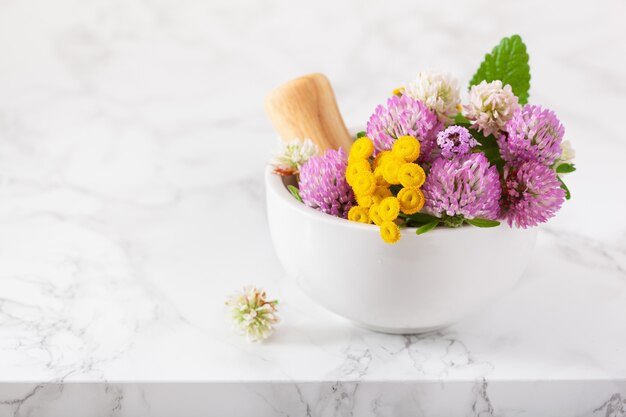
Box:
[287,185,303,203]
[454,113,471,126]
[442,215,465,228]
[416,220,440,235]
[480,146,501,161]
[404,212,439,224]
[356,131,367,139]
[471,129,505,173]
[389,184,403,196]
[556,163,576,174]
[471,129,497,148]
[558,177,571,200]
[469,34,531,105]
[466,218,501,228]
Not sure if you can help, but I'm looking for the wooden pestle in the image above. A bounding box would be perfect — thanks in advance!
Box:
[264,73,353,153]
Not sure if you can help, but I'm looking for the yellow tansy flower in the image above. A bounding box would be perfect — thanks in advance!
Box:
[397,187,425,215]
[346,159,371,186]
[348,206,371,224]
[392,135,421,162]
[356,193,374,208]
[352,171,377,196]
[373,166,389,186]
[373,150,393,169]
[378,196,400,221]
[372,186,392,204]
[398,163,426,188]
[380,220,401,244]
[349,136,374,160]
[369,203,383,225]
[382,157,404,184]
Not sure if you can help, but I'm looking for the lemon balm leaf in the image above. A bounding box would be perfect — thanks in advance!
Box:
[469,35,531,105]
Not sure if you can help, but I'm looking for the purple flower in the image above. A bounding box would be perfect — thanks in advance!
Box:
[298,148,355,218]
[366,95,442,162]
[436,126,479,159]
[422,153,501,222]
[501,160,565,228]
[498,104,564,166]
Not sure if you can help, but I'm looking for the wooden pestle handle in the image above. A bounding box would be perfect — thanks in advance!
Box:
[264,73,353,153]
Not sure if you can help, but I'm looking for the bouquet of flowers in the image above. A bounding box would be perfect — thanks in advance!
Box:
[271,35,575,244]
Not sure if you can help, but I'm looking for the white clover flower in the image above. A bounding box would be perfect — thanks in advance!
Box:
[554,140,576,170]
[225,286,279,342]
[271,138,319,175]
[558,140,575,163]
[403,70,461,124]
[463,80,520,137]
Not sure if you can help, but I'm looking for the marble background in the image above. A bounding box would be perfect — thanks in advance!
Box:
[0,0,625,415]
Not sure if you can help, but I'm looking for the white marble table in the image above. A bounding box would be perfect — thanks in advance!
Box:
[0,0,625,415]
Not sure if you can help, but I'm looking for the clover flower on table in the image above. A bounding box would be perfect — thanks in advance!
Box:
[346,135,426,244]
[225,286,279,342]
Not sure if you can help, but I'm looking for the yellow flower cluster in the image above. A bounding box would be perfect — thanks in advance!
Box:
[346,135,426,244]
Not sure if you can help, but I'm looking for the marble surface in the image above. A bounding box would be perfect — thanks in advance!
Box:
[0,0,625,415]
